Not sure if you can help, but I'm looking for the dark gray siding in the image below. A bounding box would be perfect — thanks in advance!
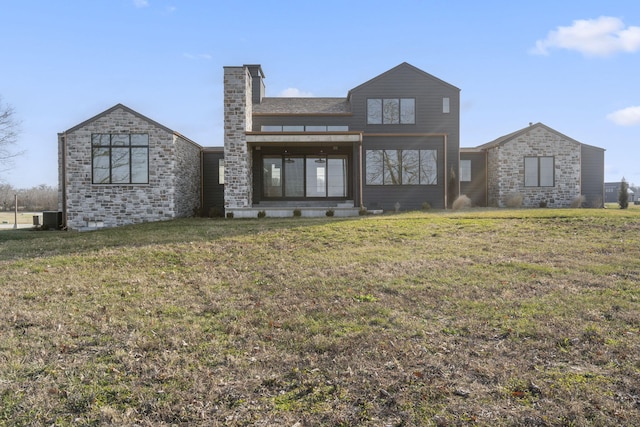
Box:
[581,145,605,207]
[460,151,487,207]
[202,149,225,216]
[349,64,460,209]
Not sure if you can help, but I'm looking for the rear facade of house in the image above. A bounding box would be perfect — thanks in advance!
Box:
[57,62,605,230]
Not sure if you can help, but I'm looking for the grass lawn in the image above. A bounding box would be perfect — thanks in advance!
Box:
[1,208,639,426]
[0,211,42,226]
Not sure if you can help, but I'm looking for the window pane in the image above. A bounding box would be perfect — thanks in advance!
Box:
[306,158,326,197]
[383,150,401,184]
[305,125,327,132]
[443,97,450,114]
[327,125,349,131]
[366,150,383,185]
[283,125,304,132]
[131,134,149,146]
[327,157,347,197]
[92,147,110,183]
[383,99,400,124]
[111,147,130,183]
[285,157,304,197]
[524,157,538,187]
[367,99,382,124]
[460,159,471,182]
[401,150,420,184]
[261,125,283,132]
[540,157,554,186]
[263,158,282,197]
[400,99,415,124]
[131,147,148,183]
[92,134,110,146]
[420,150,438,185]
[112,134,129,146]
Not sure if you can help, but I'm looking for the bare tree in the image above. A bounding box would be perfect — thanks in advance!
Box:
[0,95,23,177]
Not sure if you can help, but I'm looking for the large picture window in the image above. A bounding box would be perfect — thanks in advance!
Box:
[366,149,437,185]
[524,156,554,187]
[367,98,415,124]
[92,134,149,184]
[262,155,348,198]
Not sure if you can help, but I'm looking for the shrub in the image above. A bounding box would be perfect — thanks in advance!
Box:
[421,201,431,211]
[452,195,472,211]
[619,178,629,209]
[257,210,267,218]
[505,193,523,208]
[226,212,234,219]
[539,200,548,208]
[325,209,335,217]
[570,195,585,208]
[293,208,302,217]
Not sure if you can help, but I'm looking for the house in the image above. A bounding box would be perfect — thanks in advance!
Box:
[58,104,201,230]
[605,182,635,203]
[57,63,605,230]
[461,123,605,208]
[222,63,460,218]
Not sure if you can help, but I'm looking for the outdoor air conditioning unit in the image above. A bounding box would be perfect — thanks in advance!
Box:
[42,211,63,229]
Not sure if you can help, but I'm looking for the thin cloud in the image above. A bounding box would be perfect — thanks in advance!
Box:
[279,88,314,97]
[607,106,640,126]
[531,16,640,57]
[133,0,149,8]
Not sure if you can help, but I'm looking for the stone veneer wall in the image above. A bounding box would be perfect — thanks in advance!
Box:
[173,134,202,217]
[487,126,581,208]
[61,107,200,230]
[223,66,253,209]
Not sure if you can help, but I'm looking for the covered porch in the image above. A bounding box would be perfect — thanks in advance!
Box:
[227,132,362,218]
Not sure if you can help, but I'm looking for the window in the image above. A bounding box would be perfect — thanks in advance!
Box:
[443,97,450,114]
[365,149,437,185]
[367,98,415,124]
[260,125,350,132]
[524,156,554,187]
[218,159,224,184]
[92,134,149,184]
[460,160,471,182]
[262,155,348,198]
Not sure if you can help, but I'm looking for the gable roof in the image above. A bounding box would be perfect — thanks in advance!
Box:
[475,122,604,151]
[347,62,460,100]
[62,103,201,147]
[252,97,350,115]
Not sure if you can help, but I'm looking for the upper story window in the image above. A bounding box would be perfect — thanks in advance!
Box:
[367,98,415,124]
[524,156,554,187]
[92,133,149,184]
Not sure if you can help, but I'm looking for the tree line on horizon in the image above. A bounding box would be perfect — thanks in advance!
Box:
[0,183,58,212]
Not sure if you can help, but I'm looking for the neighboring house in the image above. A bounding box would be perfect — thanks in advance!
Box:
[58,104,201,230]
[605,182,635,203]
[461,123,605,208]
[58,63,605,230]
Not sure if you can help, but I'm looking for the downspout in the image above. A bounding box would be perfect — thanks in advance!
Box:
[359,133,363,209]
[443,134,448,209]
[61,133,67,229]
